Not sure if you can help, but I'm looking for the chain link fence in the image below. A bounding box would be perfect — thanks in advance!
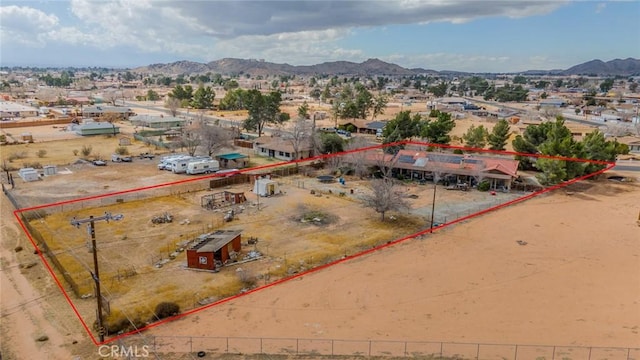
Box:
[118,335,639,360]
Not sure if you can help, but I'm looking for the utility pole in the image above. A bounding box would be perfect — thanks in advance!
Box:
[430,180,437,233]
[71,212,124,342]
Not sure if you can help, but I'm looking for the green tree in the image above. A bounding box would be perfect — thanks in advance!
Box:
[599,78,614,93]
[462,124,489,149]
[320,133,345,154]
[581,130,626,173]
[297,101,310,119]
[190,85,215,109]
[382,111,421,152]
[146,89,160,101]
[420,110,455,144]
[512,75,527,84]
[534,118,586,184]
[488,119,511,151]
[243,90,284,137]
[219,89,248,110]
[371,94,388,121]
[428,81,448,97]
[169,84,193,101]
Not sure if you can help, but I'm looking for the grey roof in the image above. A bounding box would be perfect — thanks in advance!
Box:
[130,114,185,123]
[191,230,242,253]
[77,122,119,130]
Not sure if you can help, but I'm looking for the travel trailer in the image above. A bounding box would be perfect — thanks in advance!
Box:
[186,159,220,175]
[170,156,211,174]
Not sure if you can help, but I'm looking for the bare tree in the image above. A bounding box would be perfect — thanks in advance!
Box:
[345,136,373,178]
[362,177,410,221]
[181,122,202,156]
[200,125,234,157]
[287,117,314,161]
[103,89,119,106]
[165,97,181,117]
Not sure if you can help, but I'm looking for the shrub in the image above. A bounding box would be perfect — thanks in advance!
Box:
[72,149,79,156]
[36,149,47,158]
[114,146,129,155]
[23,162,42,169]
[81,145,92,157]
[453,149,464,154]
[153,302,180,320]
[477,180,491,191]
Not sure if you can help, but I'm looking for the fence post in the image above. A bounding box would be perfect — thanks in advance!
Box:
[226,337,229,353]
[476,343,480,360]
[404,341,407,357]
[296,338,299,354]
[552,346,556,360]
[588,347,592,360]
[260,337,263,354]
[331,339,334,356]
[627,348,630,360]
[514,344,518,360]
[369,340,372,356]
[190,336,193,353]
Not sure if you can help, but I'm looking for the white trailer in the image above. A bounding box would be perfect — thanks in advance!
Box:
[170,156,211,174]
[186,159,220,175]
[157,154,188,170]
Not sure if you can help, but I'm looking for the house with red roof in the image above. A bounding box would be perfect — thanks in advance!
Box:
[373,149,519,190]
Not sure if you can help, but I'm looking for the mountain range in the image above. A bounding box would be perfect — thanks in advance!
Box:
[133,57,640,77]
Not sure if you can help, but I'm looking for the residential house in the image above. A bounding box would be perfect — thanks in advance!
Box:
[82,106,135,120]
[363,150,520,190]
[253,136,313,161]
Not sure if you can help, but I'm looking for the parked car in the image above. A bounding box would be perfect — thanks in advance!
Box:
[112,154,133,162]
[139,152,155,160]
[92,160,107,166]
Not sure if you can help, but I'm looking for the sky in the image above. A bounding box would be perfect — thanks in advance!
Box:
[0,0,639,73]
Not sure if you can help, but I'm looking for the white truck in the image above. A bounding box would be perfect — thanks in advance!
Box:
[186,159,220,175]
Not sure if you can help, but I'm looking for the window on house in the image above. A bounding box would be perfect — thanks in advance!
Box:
[199,256,207,264]
[279,151,284,156]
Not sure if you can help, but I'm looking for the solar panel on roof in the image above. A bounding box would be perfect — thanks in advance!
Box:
[398,155,415,163]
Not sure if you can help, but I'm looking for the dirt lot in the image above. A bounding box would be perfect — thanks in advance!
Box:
[1,114,639,359]
[14,153,521,339]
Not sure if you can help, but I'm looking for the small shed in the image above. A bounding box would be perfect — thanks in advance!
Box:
[43,165,57,176]
[215,153,249,169]
[21,132,33,142]
[118,137,131,146]
[75,122,120,136]
[18,168,39,182]
[186,230,242,271]
[253,178,278,197]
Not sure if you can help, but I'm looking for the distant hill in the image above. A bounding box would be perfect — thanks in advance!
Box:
[132,57,640,77]
[560,58,640,76]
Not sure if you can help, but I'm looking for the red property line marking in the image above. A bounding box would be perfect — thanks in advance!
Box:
[12,143,615,346]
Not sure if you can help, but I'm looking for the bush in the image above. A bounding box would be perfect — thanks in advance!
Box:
[453,149,464,154]
[81,145,92,157]
[23,162,42,169]
[153,302,180,320]
[477,180,491,191]
[72,149,79,156]
[36,149,47,158]
[115,146,129,155]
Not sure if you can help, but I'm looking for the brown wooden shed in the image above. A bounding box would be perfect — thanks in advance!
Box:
[186,230,242,271]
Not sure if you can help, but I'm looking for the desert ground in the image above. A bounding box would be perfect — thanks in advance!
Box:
[1,106,639,359]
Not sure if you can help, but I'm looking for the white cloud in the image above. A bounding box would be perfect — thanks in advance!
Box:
[595,2,607,13]
[0,5,59,46]
[0,0,573,68]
